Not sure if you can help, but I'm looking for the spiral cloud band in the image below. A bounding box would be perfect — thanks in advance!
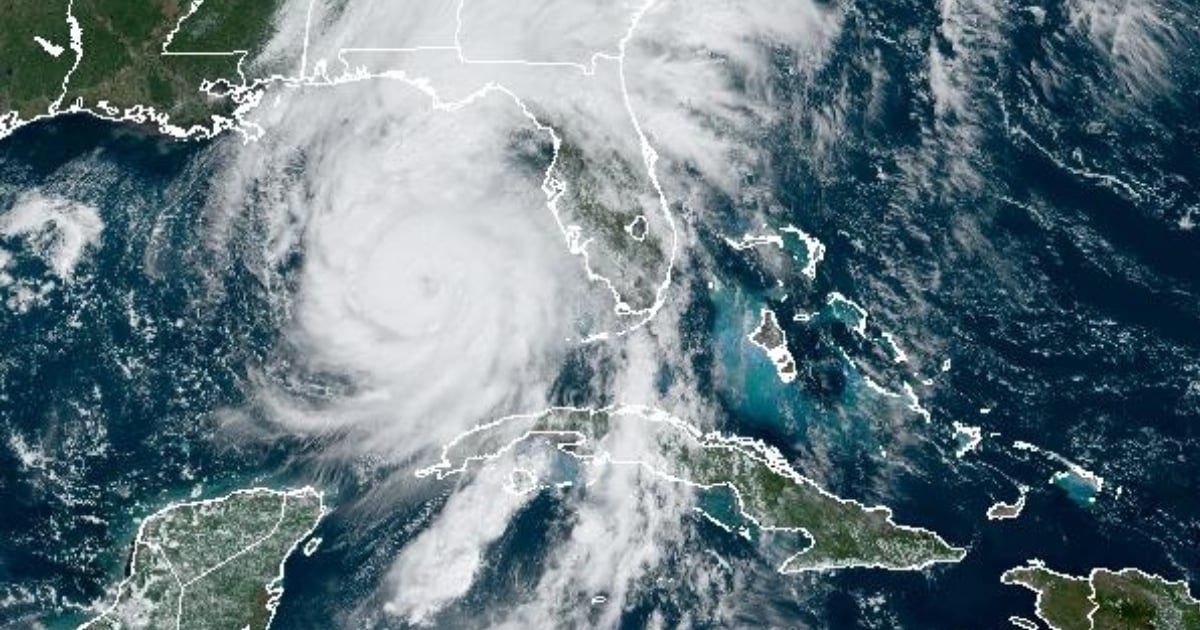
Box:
[214,0,845,624]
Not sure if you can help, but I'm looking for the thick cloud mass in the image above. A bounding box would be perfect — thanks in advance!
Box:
[293,89,584,445]
[218,0,843,625]
[221,80,600,451]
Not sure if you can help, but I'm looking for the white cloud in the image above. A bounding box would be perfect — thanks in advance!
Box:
[1067,0,1194,101]
[232,82,597,452]
[490,446,695,629]
[212,0,846,625]
[385,448,551,625]
[0,191,103,281]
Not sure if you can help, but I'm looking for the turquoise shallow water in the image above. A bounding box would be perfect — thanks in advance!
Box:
[3,0,1200,625]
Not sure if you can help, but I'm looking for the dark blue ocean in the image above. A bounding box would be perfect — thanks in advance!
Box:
[1,0,1199,627]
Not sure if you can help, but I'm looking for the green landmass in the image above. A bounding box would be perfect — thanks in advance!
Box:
[670,436,963,571]
[0,0,75,119]
[78,487,325,630]
[1003,564,1095,630]
[1,0,284,135]
[552,136,669,313]
[423,406,965,573]
[1003,561,1200,630]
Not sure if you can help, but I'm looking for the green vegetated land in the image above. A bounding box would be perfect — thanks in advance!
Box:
[78,487,325,630]
[661,422,965,571]
[1,0,284,131]
[429,407,965,573]
[552,136,668,313]
[1003,561,1200,630]
[0,1,76,119]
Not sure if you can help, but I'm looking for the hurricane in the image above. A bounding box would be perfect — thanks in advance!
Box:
[2,0,1198,627]
[196,0,851,624]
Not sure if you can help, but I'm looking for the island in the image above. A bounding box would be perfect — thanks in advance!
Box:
[986,485,1028,521]
[78,486,326,630]
[418,405,966,573]
[749,307,798,385]
[1002,560,1200,630]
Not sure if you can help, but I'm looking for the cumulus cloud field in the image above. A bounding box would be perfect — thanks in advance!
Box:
[199,0,1200,624]
[208,0,844,622]
[226,0,843,443]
